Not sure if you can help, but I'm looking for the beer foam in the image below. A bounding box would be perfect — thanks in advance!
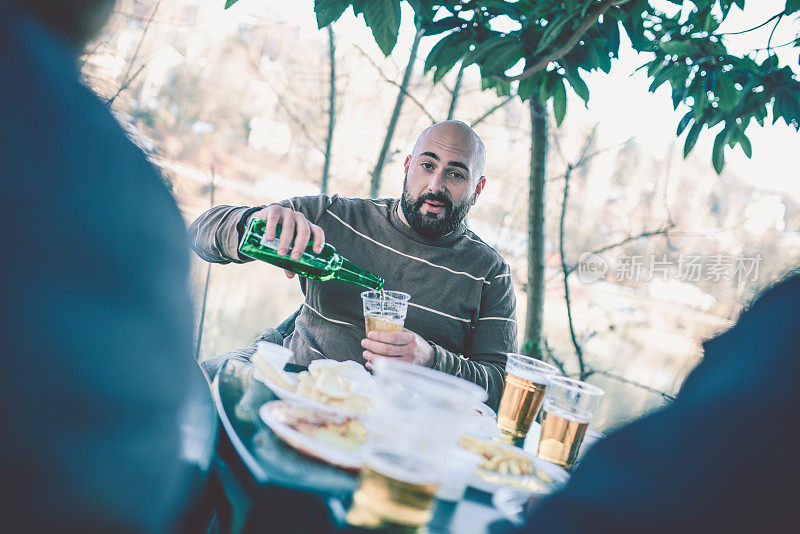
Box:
[506,361,551,385]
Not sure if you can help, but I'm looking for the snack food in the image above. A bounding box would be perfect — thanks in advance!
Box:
[272,402,367,452]
[255,358,373,415]
[459,435,534,476]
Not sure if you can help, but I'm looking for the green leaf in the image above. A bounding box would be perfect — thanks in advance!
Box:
[432,37,471,84]
[739,132,753,158]
[517,75,539,102]
[360,0,402,56]
[676,111,693,136]
[314,0,350,28]
[421,16,463,37]
[535,14,573,55]
[715,74,738,111]
[224,0,239,8]
[481,41,525,77]
[406,0,436,24]
[552,76,567,126]
[704,11,720,33]
[659,39,697,57]
[481,76,512,97]
[712,128,728,174]
[683,121,702,157]
[564,69,590,103]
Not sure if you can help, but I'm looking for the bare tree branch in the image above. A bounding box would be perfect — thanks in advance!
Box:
[587,367,677,402]
[351,42,437,124]
[107,0,161,108]
[239,41,326,155]
[106,63,146,109]
[559,128,597,375]
[469,95,515,127]
[447,62,466,120]
[719,10,787,36]
[321,25,337,194]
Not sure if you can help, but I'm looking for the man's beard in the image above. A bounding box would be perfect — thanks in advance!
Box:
[400,177,473,240]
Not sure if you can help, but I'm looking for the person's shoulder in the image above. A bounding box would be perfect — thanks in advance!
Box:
[461,228,510,274]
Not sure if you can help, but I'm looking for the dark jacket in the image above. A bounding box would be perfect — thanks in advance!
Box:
[520,274,800,533]
[0,9,211,532]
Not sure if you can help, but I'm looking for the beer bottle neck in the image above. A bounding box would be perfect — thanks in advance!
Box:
[334,257,384,290]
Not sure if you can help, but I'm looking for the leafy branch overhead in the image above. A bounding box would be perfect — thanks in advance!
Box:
[226,0,800,175]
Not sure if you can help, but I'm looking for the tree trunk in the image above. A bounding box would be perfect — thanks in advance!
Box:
[369,27,424,198]
[321,25,336,195]
[446,62,465,120]
[523,96,548,357]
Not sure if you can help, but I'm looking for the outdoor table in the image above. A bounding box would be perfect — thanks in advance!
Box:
[212,357,515,533]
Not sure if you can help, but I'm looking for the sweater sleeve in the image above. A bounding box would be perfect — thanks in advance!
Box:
[433,265,517,410]
[431,344,507,410]
[187,205,255,264]
[187,195,337,264]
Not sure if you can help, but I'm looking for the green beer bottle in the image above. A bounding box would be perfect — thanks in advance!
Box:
[239,218,384,291]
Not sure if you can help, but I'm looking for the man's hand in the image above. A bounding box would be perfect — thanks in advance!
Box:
[361,329,435,369]
[248,204,325,279]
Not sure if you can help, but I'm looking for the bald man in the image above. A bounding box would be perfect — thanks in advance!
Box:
[190,121,517,407]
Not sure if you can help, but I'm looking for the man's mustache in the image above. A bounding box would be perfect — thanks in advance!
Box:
[415,192,453,214]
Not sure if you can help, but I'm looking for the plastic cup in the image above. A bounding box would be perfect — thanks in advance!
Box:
[537,377,604,469]
[436,448,483,501]
[361,290,411,334]
[347,358,487,529]
[496,354,560,440]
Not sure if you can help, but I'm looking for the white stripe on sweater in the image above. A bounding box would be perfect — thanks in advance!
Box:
[327,211,491,284]
[477,316,517,323]
[304,303,359,328]
[409,302,471,323]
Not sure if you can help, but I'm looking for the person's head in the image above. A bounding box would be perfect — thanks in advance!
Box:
[10,0,116,50]
[400,120,487,240]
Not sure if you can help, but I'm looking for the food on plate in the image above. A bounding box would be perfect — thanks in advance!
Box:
[459,435,534,476]
[271,401,367,452]
[256,358,373,415]
[252,354,295,391]
[474,470,549,493]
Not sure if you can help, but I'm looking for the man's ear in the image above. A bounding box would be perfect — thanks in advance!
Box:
[403,154,412,174]
[473,176,486,203]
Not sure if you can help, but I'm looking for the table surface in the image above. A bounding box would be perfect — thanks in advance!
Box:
[212,358,515,533]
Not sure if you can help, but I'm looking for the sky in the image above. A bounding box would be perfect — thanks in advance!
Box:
[227,0,800,201]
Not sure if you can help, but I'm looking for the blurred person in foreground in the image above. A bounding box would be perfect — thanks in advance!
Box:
[190,121,518,408]
[517,273,800,533]
[0,0,213,531]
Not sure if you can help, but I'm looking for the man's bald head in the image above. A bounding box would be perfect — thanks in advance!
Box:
[412,120,486,180]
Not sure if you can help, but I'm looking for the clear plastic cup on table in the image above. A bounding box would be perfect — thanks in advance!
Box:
[361,290,411,334]
[496,354,560,441]
[436,448,483,502]
[346,358,487,529]
[537,376,604,470]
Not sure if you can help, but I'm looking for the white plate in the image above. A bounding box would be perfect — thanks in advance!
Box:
[467,444,570,496]
[252,368,357,417]
[259,400,365,470]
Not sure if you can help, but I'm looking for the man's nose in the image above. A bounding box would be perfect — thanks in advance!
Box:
[426,170,446,193]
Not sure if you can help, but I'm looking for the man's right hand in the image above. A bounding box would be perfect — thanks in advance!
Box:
[248,204,326,279]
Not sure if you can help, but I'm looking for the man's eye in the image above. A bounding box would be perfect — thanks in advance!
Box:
[449,172,465,180]
[421,162,434,170]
